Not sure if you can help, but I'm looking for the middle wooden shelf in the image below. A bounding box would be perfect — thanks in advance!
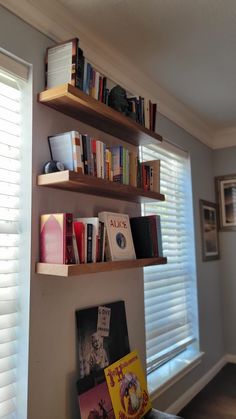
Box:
[36,257,168,277]
[37,170,165,203]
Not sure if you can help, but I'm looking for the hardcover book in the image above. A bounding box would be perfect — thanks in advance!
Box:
[48,130,83,172]
[40,213,76,264]
[143,160,160,193]
[76,301,130,391]
[104,350,152,419]
[130,215,163,258]
[45,38,79,89]
[98,212,136,261]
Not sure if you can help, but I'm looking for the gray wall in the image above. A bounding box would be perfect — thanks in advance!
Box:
[214,146,236,355]
[0,6,225,418]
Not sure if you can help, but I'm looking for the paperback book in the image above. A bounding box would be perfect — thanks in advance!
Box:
[77,380,115,419]
[98,212,136,261]
[104,350,152,419]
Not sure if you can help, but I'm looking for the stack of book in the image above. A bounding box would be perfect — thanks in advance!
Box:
[45,38,157,131]
[48,130,161,192]
[130,215,163,259]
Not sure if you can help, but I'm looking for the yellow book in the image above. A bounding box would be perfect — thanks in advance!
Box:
[105,350,152,419]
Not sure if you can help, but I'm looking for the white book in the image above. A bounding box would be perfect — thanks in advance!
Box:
[98,212,136,261]
[48,131,83,173]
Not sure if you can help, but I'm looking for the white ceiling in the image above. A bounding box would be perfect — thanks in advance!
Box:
[3,0,236,148]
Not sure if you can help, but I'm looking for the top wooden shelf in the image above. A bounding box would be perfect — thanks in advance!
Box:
[38,84,163,147]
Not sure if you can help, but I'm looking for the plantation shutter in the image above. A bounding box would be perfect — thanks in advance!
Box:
[140,142,198,374]
[0,53,29,418]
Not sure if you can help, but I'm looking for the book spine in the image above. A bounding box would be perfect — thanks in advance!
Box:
[74,221,85,264]
[64,213,76,264]
[81,134,88,174]
[87,223,93,263]
[76,47,84,90]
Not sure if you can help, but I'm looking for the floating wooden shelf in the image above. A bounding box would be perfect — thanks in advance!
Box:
[36,257,167,277]
[38,84,163,147]
[37,170,165,203]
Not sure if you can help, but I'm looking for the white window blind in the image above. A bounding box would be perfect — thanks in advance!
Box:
[0,54,30,419]
[141,142,198,374]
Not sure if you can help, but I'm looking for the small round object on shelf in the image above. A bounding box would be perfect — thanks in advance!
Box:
[43,160,65,174]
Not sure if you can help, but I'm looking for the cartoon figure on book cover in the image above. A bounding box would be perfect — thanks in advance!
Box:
[105,350,152,419]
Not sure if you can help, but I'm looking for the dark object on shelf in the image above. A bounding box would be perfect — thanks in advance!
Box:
[108,85,129,116]
[145,408,183,419]
[43,160,65,174]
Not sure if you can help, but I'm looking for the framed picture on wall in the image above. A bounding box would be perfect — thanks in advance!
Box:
[215,174,236,230]
[199,200,220,261]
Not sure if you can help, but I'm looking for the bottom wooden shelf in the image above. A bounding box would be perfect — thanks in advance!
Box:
[36,257,167,277]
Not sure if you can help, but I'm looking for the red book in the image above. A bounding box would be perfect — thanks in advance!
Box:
[40,213,76,264]
[74,220,85,263]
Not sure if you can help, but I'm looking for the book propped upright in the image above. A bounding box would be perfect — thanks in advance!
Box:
[98,212,136,261]
[105,350,152,419]
[40,213,76,264]
[45,38,79,89]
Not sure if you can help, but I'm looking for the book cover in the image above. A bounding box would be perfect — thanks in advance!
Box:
[45,38,78,89]
[105,350,152,419]
[130,215,163,258]
[98,212,136,261]
[130,217,155,259]
[40,213,75,264]
[78,380,115,419]
[76,301,130,389]
[48,130,83,172]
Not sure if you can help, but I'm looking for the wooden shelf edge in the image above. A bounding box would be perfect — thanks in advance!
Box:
[38,84,163,146]
[37,171,165,202]
[36,257,167,277]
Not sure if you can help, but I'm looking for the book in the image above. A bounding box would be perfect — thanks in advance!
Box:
[105,350,152,419]
[144,160,160,193]
[74,220,85,263]
[40,213,76,264]
[98,212,136,261]
[45,38,79,89]
[76,301,130,386]
[130,215,163,258]
[77,380,115,419]
[110,146,123,183]
[48,131,83,172]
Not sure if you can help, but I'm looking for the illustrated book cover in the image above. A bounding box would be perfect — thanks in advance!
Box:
[98,212,136,261]
[105,350,152,419]
[40,213,76,264]
[77,380,115,419]
[76,300,130,393]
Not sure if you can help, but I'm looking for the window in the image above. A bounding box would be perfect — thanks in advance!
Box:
[0,52,31,418]
[141,141,199,377]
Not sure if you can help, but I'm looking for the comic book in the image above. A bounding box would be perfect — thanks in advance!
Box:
[104,350,152,419]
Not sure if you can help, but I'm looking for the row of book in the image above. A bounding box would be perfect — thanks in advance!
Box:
[45,37,157,131]
[40,212,163,265]
[48,130,160,191]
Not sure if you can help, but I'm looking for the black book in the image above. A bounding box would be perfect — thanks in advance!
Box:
[81,134,88,174]
[76,47,84,90]
[87,223,93,263]
[130,216,155,259]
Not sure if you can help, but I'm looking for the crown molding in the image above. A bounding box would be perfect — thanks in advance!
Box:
[1,0,227,149]
[212,126,236,149]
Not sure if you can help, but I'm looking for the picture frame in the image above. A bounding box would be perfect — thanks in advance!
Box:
[215,174,236,230]
[199,199,220,261]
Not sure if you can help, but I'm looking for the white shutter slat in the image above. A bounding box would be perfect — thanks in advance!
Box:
[0,70,24,417]
[141,144,198,371]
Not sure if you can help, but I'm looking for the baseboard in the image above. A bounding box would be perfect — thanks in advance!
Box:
[166,356,227,415]
[225,354,236,364]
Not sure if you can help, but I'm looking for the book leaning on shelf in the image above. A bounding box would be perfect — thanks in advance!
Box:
[104,350,152,419]
[130,215,163,259]
[45,38,79,89]
[98,212,136,261]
